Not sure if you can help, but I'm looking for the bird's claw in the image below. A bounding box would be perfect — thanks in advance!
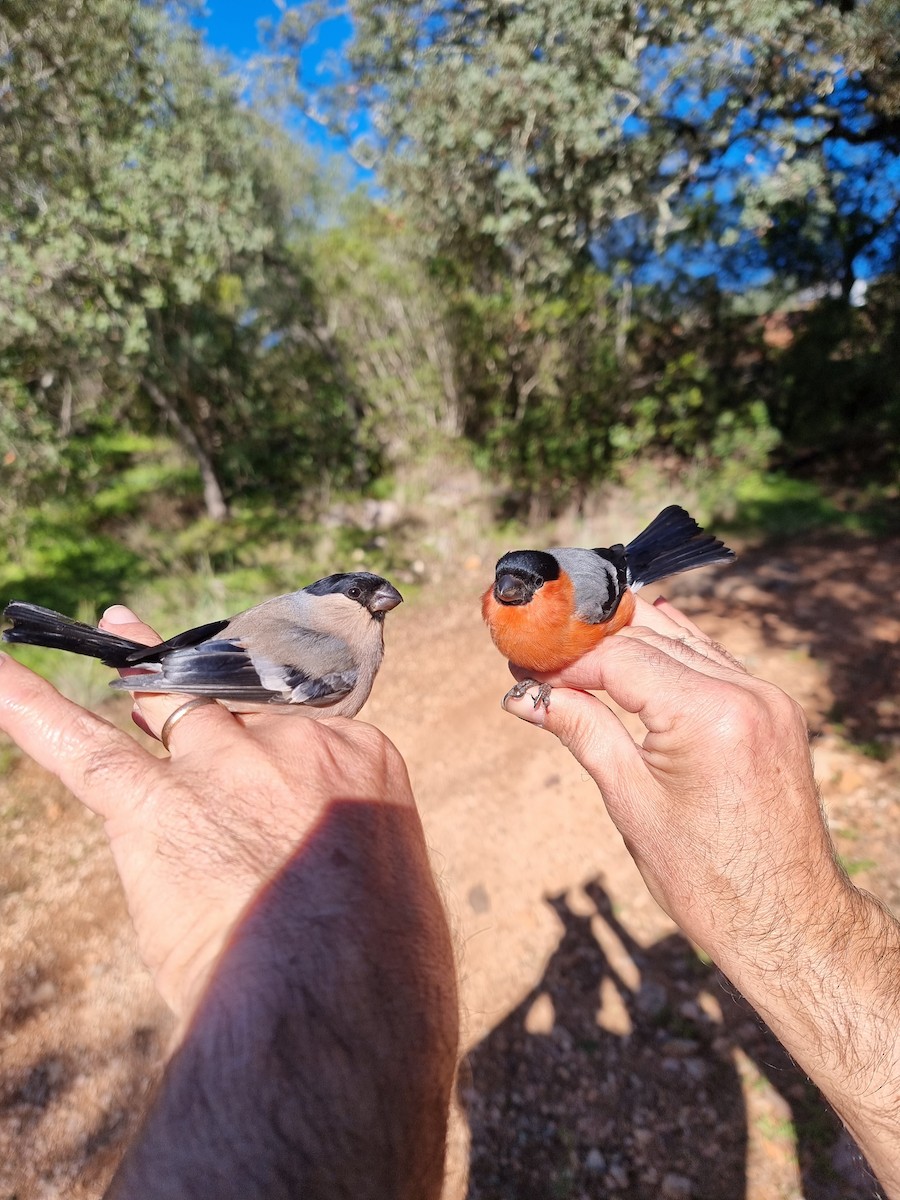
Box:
[502,679,552,710]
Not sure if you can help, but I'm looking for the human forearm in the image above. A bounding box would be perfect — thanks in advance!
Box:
[718,881,900,1197]
[105,800,459,1200]
[0,619,460,1196]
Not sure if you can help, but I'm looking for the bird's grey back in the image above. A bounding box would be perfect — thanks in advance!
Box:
[549,548,621,624]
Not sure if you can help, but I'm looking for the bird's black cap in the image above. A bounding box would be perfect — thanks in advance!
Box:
[494,550,561,585]
[304,572,403,615]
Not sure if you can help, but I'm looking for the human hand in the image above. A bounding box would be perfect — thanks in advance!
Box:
[501,594,851,975]
[503,597,900,1193]
[0,605,418,1021]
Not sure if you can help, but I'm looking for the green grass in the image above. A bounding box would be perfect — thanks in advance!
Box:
[830,718,894,764]
[0,743,21,777]
[754,1113,796,1143]
[835,826,861,841]
[838,855,877,878]
[722,472,896,539]
[855,739,893,763]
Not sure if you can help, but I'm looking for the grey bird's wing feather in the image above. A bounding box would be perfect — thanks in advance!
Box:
[549,547,622,624]
[109,633,357,707]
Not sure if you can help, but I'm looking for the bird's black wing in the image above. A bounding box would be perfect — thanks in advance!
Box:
[110,637,357,706]
[124,618,230,664]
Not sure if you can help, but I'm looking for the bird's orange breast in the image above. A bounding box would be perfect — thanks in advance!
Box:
[482,575,635,673]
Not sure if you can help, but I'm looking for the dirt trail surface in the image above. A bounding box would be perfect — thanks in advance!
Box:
[1,530,898,1199]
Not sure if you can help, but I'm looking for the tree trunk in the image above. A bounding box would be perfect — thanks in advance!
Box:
[142,378,230,521]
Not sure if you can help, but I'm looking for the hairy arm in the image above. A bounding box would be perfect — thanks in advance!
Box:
[728,878,900,1193]
[503,596,900,1195]
[106,801,457,1200]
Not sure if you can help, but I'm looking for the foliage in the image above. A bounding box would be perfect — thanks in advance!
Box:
[771,276,900,475]
[1,0,896,626]
[274,0,899,293]
[723,472,897,539]
[310,198,462,457]
[263,0,898,502]
[0,0,370,527]
[443,270,623,510]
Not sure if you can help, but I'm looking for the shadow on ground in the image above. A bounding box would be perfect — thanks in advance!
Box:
[462,879,880,1200]
[704,531,900,752]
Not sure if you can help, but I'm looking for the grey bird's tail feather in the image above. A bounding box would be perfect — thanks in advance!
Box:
[624,506,735,589]
[2,602,148,666]
[2,602,230,667]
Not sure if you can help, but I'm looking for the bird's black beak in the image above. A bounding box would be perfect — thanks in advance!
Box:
[369,583,404,614]
[494,573,528,605]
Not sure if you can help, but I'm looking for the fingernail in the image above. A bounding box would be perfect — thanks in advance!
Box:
[102,605,140,625]
[501,690,547,727]
[653,595,668,607]
[131,706,153,738]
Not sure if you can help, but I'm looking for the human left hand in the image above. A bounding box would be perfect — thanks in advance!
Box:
[0,605,419,1021]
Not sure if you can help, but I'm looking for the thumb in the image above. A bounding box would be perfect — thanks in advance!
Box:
[502,685,644,796]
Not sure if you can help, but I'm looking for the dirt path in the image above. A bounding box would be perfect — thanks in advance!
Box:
[1,530,898,1199]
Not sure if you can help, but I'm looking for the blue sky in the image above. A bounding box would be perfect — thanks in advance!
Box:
[197,1,367,180]
[198,0,280,57]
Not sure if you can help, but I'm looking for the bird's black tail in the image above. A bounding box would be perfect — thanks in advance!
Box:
[2,602,146,667]
[624,506,735,589]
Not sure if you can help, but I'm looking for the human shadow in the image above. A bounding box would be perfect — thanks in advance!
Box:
[463,878,879,1199]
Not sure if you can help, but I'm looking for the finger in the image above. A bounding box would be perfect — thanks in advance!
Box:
[617,625,748,676]
[99,604,162,647]
[100,604,176,739]
[100,606,240,755]
[642,599,746,674]
[509,628,742,696]
[131,707,155,739]
[98,605,167,738]
[502,684,648,796]
[0,652,155,817]
[523,634,749,734]
[626,598,743,673]
[628,594,711,642]
[649,595,713,642]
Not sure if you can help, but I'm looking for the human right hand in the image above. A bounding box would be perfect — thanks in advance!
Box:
[503,594,849,968]
[503,596,900,1195]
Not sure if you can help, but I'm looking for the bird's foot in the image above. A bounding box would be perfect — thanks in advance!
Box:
[502,679,552,710]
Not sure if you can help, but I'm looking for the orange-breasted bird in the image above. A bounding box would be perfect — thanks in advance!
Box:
[482,505,735,701]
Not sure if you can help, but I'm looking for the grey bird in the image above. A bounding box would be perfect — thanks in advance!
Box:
[2,573,403,718]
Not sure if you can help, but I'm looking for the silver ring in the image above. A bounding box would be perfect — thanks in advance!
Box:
[160,697,220,752]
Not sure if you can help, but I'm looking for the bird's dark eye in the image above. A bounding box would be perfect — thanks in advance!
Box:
[535,576,544,587]
[347,586,362,599]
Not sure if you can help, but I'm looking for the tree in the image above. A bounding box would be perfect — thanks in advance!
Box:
[0,0,362,522]
[263,0,898,495]
[311,198,463,453]
[269,0,898,293]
